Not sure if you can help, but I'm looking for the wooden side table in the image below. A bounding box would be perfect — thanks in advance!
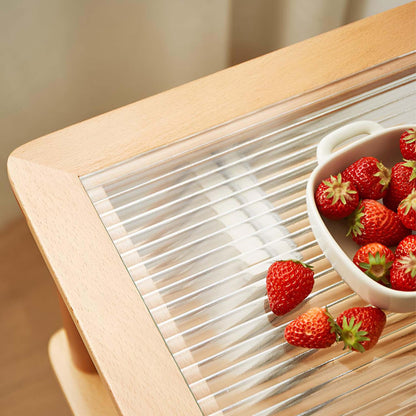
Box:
[8,3,416,415]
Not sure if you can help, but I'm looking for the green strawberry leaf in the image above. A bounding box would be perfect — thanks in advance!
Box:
[398,253,416,278]
[374,162,391,190]
[403,128,416,144]
[324,174,357,206]
[347,205,365,237]
[358,252,392,286]
[399,189,416,215]
[324,307,342,342]
[403,160,416,182]
[339,316,370,353]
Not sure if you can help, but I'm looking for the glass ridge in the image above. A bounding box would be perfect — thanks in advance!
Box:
[82,61,416,415]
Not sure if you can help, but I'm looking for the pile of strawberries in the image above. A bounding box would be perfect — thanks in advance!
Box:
[315,127,416,291]
[266,260,386,352]
[265,128,415,352]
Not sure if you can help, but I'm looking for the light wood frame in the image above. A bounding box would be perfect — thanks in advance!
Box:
[8,4,416,415]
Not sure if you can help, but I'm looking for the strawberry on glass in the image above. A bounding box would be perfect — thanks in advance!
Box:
[336,306,386,352]
[266,260,314,316]
[284,307,337,349]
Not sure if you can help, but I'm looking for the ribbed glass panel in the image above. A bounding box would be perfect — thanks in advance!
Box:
[82,57,416,415]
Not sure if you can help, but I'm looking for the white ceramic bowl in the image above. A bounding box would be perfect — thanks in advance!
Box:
[306,120,416,313]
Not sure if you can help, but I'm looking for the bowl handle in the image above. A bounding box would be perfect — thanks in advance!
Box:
[317,121,384,165]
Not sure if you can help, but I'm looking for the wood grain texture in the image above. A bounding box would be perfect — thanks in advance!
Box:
[49,329,118,416]
[8,159,202,416]
[58,291,97,374]
[7,4,416,415]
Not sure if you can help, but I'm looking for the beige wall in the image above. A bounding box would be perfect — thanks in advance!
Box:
[1,0,410,229]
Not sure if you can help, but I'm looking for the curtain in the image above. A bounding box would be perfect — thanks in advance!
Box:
[0,0,411,227]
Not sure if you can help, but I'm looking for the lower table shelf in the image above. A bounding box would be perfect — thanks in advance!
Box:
[48,329,118,416]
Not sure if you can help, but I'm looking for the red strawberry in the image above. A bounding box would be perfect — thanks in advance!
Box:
[315,174,359,219]
[347,199,410,247]
[400,128,416,160]
[342,157,391,200]
[284,307,337,348]
[395,235,416,259]
[336,306,386,352]
[353,243,395,286]
[397,189,416,230]
[390,253,416,291]
[383,160,416,211]
[266,260,314,315]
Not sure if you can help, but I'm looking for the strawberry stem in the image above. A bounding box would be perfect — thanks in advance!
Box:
[323,174,357,205]
[399,189,416,216]
[347,204,364,237]
[278,259,314,270]
[338,316,370,353]
[358,252,392,286]
[374,162,391,191]
[398,252,416,278]
[324,307,342,342]
[403,160,416,182]
[403,128,416,144]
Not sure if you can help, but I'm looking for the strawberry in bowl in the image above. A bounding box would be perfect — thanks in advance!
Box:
[342,156,390,200]
[306,121,416,313]
[395,235,416,258]
[397,189,416,230]
[390,253,416,292]
[314,174,359,219]
[347,199,410,247]
[383,160,416,211]
[352,243,395,286]
[399,128,416,160]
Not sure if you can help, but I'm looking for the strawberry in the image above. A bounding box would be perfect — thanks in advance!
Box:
[353,243,394,286]
[315,174,359,219]
[383,160,416,211]
[266,260,314,315]
[397,189,416,230]
[342,156,390,200]
[336,306,386,352]
[390,253,416,291]
[399,128,416,160]
[347,199,410,247]
[284,307,337,348]
[395,235,416,259]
